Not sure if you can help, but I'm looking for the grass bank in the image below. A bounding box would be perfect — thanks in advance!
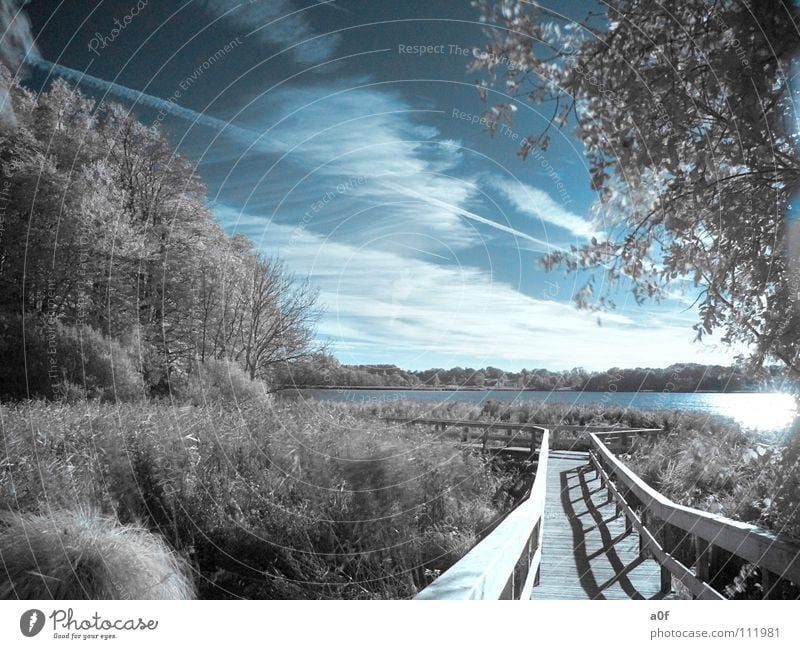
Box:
[0,398,512,599]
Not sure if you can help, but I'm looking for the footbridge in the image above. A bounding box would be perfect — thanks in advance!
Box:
[383,417,800,600]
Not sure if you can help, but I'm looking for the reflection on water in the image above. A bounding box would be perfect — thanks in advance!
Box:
[709,392,797,432]
[298,389,798,434]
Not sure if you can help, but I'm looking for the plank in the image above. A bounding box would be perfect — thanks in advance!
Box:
[532,451,674,600]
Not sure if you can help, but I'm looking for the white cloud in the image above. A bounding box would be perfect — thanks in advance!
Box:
[228,86,559,254]
[201,0,341,65]
[220,206,733,371]
[489,176,599,240]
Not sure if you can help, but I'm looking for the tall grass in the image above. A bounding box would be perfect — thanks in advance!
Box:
[357,397,800,540]
[357,396,737,435]
[626,422,800,541]
[0,398,510,599]
[0,509,195,599]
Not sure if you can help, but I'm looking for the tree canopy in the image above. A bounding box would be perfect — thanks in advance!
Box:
[472,0,800,378]
[0,72,320,398]
[277,356,786,393]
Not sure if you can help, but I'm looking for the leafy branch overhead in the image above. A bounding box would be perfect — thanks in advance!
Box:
[472,0,800,376]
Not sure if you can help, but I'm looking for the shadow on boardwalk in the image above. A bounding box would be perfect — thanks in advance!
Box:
[532,451,675,600]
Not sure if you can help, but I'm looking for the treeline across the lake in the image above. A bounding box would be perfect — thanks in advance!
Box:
[0,71,320,401]
[278,355,788,392]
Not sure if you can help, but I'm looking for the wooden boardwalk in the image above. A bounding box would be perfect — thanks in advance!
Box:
[532,450,672,600]
[410,419,800,600]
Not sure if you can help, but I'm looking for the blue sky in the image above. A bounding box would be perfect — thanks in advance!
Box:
[23,0,736,371]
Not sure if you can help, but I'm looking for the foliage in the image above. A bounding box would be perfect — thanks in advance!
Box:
[0,399,510,599]
[628,423,800,541]
[0,74,320,395]
[0,508,196,599]
[179,357,269,406]
[472,0,800,376]
[0,315,143,401]
[278,356,787,392]
[51,322,144,402]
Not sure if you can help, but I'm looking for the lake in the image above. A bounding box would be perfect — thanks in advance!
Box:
[296,388,797,433]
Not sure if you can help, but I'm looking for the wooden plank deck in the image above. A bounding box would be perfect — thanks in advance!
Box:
[531,450,674,600]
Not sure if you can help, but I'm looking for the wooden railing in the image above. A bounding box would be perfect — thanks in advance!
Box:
[590,432,800,599]
[414,429,550,599]
[383,416,545,456]
[382,416,659,453]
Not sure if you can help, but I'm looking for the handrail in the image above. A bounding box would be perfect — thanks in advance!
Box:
[382,416,546,431]
[383,416,661,453]
[383,416,657,434]
[589,433,800,598]
[414,429,550,599]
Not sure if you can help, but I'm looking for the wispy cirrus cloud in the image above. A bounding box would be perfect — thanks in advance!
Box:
[230,85,554,253]
[200,0,341,65]
[220,205,733,371]
[32,53,551,255]
[488,176,599,240]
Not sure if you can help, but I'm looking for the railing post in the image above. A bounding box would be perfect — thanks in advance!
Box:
[660,521,674,593]
[762,568,776,600]
[621,486,633,532]
[481,427,489,452]
[695,536,711,584]
[639,509,648,559]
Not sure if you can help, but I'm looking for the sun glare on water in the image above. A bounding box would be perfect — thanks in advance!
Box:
[720,393,798,433]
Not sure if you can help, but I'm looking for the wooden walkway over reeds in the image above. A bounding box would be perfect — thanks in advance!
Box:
[532,450,669,599]
[382,417,800,600]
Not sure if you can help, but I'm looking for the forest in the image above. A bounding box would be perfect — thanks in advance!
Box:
[278,356,788,393]
[0,71,320,401]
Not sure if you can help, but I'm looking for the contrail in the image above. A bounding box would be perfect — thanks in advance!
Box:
[26,54,267,146]
[379,180,564,252]
[1,0,40,126]
[27,56,553,252]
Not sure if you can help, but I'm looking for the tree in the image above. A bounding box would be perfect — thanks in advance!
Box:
[0,72,321,396]
[470,371,486,387]
[472,0,800,378]
[236,256,320,381]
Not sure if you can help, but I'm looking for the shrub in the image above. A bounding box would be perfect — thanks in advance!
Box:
[179,357,268,406]
[0,314,50,399]
[0,316,144,402]
[52,323,144,402]
[0,508,195,599]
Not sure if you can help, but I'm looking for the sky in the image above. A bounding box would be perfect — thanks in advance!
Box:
[12,0,736,371]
